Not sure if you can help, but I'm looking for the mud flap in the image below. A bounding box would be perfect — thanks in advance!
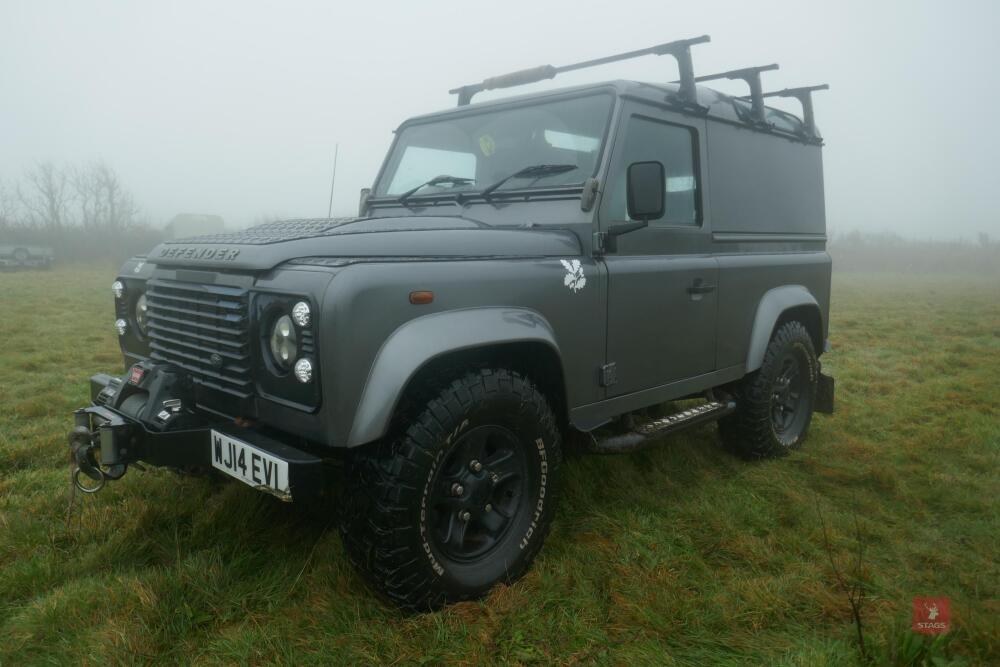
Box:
[816,372,835,414]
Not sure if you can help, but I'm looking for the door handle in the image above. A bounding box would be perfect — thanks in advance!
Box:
[687,280,716,295]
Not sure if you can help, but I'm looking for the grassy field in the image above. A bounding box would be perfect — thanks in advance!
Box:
[0,264,997,665]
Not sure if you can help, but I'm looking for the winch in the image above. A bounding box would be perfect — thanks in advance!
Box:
[66,360,206,493]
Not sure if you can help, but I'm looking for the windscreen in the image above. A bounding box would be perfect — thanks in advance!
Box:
[376,93,613,197]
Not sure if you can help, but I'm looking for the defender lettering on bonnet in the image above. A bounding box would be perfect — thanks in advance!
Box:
[158,246,240,261]
[70,35,834,613]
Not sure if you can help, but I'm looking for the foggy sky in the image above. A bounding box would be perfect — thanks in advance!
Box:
[1,0,998,239]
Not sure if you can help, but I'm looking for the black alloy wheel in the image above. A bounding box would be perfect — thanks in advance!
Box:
[427,425,528,562]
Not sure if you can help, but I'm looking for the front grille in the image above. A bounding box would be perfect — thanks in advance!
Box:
[145,279,253,398]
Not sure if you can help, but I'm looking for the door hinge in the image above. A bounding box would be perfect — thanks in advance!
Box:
[599,362,618,387]
[593,231,607,256]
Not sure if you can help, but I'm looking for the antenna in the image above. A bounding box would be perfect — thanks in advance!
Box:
[449,36,711,107]
[757,84,830,138]
[687,64,779,124]
[326,143,339,219]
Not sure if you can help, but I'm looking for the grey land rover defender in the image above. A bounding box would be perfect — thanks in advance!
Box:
[68,36,834,611]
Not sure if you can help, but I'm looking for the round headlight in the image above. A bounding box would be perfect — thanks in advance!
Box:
[135,293,149,337]
[292,301,311,327]
[115,318,128,336]
[294,357,313,383]
[269,314,298,371]
[112,280,124,298]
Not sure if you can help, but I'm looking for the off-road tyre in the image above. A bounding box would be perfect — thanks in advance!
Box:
[720,321,819,459]
[339,368,562,612]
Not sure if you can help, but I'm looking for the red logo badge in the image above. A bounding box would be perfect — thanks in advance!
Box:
[912,597,950,634]
[129,366,145,385]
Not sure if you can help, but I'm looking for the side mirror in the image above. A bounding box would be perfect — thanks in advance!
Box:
[603,161,664,253]
[626,160,665,221]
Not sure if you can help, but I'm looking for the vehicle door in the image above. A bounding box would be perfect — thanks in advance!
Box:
[599,102,718,397]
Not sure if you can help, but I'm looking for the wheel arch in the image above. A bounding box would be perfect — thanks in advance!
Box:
[745,285,824,373]
[346,308,567,447]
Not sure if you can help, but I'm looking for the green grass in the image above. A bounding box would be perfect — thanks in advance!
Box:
[1,265,997,665]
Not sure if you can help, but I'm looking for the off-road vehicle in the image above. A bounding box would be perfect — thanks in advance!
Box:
[68,36,834,611]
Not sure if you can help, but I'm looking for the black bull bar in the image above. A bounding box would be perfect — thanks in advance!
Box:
[68,371,325,501]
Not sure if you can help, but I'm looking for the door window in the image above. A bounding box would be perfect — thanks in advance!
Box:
[605,116,700,225]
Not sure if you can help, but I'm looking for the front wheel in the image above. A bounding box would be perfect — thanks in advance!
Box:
[339,368,562,611]
[720,320,819,458]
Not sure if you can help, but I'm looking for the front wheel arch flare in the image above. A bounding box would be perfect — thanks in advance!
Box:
[346,308,566,447]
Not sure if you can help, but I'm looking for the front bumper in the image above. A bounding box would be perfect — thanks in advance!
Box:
[71,363,325,501]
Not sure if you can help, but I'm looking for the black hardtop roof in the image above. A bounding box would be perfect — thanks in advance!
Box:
[401,80,820,144]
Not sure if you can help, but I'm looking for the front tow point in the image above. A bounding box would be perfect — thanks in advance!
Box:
[67,423,126,494]
[68,425,105,493]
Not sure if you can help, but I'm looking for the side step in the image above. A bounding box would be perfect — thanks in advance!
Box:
[587,400,736,455]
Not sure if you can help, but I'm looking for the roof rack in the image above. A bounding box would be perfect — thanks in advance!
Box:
[686,64,779,124]
[449,35,711,107]
[750,84,830,138]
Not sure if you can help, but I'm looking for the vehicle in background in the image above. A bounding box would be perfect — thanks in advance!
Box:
[0,244,54,268]
[164,214,225,240]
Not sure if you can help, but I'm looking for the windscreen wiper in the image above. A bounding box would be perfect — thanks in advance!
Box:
[397,175,474,205]
[480,163,578,199]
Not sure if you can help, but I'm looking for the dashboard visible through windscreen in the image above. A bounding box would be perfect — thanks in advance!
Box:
[377,93,614,198]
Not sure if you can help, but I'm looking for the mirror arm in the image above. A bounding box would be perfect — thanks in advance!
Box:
[607,220,648,238]
[598,219,649,254]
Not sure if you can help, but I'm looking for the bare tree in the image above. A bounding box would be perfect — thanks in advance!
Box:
[0,178,18,229]
[70,161,141,231]
[70,164,101,228]
[17,162,71,229]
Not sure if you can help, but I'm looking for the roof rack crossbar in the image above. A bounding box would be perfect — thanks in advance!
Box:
[449,35,711,107]
[687,63,779,124]
[753,84,830,137]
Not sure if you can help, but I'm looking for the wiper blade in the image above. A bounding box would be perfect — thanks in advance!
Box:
[480,163,578,199]
[397,175,474,205]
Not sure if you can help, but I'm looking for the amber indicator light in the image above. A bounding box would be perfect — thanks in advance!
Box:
[409,290,434,305]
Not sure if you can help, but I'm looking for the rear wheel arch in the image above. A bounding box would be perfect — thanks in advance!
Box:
[773,304,824,357]
[745,285,824,373]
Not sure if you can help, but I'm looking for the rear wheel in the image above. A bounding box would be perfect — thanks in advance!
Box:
[720,320,819,458]
[339,368,561,611]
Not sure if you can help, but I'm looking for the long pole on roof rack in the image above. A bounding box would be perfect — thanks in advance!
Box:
[326,143,339,219]
[449,36,710,107]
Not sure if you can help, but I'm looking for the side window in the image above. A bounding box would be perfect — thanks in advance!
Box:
[607,116,699,225]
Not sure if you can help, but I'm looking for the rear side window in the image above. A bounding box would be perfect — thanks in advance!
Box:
[606,116,700,225]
